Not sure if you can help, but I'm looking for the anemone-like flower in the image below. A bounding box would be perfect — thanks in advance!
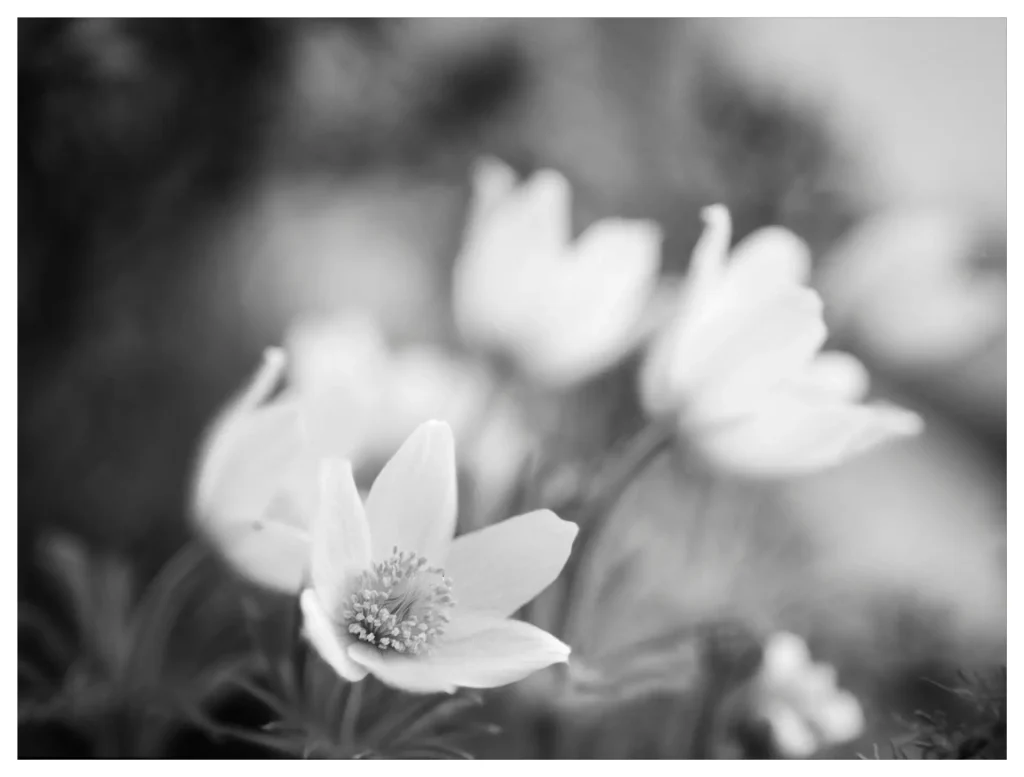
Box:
[745,632,864,758]
[191,316,537,593]
[453,157,662,389]
[300,420,577,694]
[191,348,321,592]
[639,205,922,478]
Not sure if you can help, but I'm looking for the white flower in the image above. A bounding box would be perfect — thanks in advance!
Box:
[301,420,577,694]
[453,157,662,388]
[284,313,496,462]
[191,317,537,593]
[819,208,1005,370]
[639,205,923,478]
[285,313,537,514]
[746,632,865,758]
[191,348,320,592]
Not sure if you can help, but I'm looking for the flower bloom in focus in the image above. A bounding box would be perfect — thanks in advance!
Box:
[301,420,577,693]
[453,157,663,389]
[639,205,923,477]
[744,632,865,758]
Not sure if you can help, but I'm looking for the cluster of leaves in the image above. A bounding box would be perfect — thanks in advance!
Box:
[862,668,1006,760]
[222,594,499,759]
[18,532,500,759]
[19,536,251,757]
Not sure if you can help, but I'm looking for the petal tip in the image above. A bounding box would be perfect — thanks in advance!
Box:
[262,346,287,371]
[319,456,356,493]
[701,204,730,230]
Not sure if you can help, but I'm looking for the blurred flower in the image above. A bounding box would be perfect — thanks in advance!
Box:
[453,157,662,389]
[191,348,319,592]
[192,315,538,593]
[819,209,1005,372]
[285,313,537,515]
[639,204,922,477]
[301,420,576,694]
[744,632,864,758]
[284,313,493,461]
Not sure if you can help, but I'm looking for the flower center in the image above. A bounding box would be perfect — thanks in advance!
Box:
[343,547,455,655]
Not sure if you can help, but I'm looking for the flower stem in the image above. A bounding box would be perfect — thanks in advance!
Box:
[556,423,676,642]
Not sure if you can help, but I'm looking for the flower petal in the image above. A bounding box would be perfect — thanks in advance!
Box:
[366,348,492,458]
[312,459,372,615]
[763,702,819,758]
[695,394,923,478]
[224,519,310,593]
[468,157,519,222]
[300,589,369,683]
[677,288,827,425]
[443,509,577,617]
[348,615,570,693]
[686,204,732,303]
[192,349,289,519]
[428,615,571,687]
[811,690,865,744]
[727,225,813,290]
[285,313,387,394]
[800,352,870,401]
[515,219,662,387]
[364,420,457,563]
[192,390,317,593]
[454,164,576,361]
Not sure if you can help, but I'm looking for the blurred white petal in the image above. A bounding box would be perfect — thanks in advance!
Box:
[641,205,923,477]
[749,630,863,757]
[821,209,1005,370]
[764,702,818,759]
[454,159,662,388]
[696,393,922,477]
[799,352,871,401]
[812,690,865,745]
[192,351,322,592]
[728,225,813,288]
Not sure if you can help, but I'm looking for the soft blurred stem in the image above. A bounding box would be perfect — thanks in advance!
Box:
[556,422,676,643]
[338,681,363,750]
[459,375,511,532]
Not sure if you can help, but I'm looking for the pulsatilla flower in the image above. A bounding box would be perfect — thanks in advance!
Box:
[742,632,864,758]
[639,205,922,478]
[191,318,535,593]
[301,420,577,694]
[191,348,320,593]
[453,157,662,389]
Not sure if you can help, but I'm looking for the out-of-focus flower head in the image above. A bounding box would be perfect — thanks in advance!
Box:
[639,204,923,478]
[740,631,864,758]
[284,313,495,462]
[191,348,319,593]
[819,208,1005,371]
[285,313,537,517]
[301,420,577,694]
[453,157,663,389]
[191,316,538,593]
